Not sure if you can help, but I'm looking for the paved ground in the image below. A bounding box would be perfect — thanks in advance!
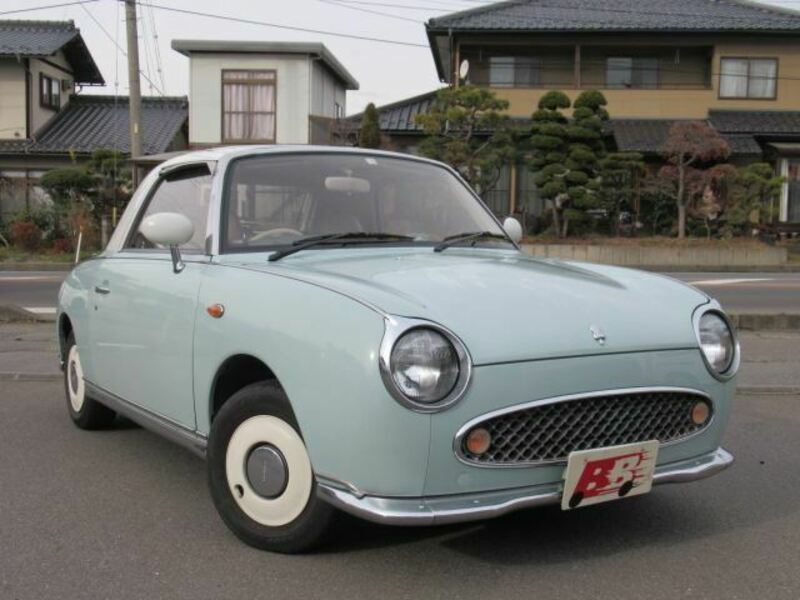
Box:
[0,271,65,311]
[671,272,800,314]
[0,380,798,600]
[2,270,799,315]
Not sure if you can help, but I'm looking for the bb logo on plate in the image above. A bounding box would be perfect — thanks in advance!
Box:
[561,440,659,510]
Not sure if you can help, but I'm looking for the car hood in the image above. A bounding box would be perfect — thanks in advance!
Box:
[230,249,709,365]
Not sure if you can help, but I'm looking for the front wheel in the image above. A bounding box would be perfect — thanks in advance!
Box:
[207,381,334,553]
[64,332,116,430]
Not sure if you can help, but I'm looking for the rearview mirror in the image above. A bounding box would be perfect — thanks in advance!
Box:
[502,217,523,244]
[139,212,194,273]
[325,176,371,194]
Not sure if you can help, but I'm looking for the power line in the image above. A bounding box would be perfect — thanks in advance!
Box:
[317,0,423,22]
[145,1,166,91]
[79,2,165,95]
[331,0,470,9]
[138,1,430,48]
[139,12,155,94]
[0,0,98,16]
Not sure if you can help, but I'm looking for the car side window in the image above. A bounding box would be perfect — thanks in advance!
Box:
[126,165,213,251]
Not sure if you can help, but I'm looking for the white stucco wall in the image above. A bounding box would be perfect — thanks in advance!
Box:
[188,53,311,145]
[29,51,76,135]
[0,58,26,140]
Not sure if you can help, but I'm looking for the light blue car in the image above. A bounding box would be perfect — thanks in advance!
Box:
[57,146,737,553]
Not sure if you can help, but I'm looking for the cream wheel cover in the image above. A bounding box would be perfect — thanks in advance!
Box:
[67,345,85,413]
[225,415,313,527]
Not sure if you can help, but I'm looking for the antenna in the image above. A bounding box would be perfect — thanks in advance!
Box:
[459,59,470,81]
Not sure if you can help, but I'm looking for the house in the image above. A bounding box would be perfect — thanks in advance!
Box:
[0,20,188,221]
[355,0,800,224]
[171,40,359,147]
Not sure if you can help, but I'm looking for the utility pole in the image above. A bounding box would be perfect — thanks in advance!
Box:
[123,0,143,180]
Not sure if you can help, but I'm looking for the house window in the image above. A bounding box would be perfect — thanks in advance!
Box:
[489,56,540,87]
[606,57,658,89]
[39,74,60,110]
[334,102,343,119]
[222,70,276,143]
[719,58,777,99]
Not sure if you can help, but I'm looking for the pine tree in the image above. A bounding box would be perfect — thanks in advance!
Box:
[359,103,381,149]
[529,91,571,236]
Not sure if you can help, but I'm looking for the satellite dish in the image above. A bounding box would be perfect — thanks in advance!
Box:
[459,59,470,80]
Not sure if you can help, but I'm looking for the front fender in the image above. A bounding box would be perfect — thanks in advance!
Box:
[194,264,431,497]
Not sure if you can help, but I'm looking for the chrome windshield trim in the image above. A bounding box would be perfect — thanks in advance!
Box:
[378,315,473,414]
[453,386,715,468]
[692,302,741,381]
[316,447,733,526]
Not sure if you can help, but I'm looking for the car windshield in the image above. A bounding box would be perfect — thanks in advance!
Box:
[222,153,509,252]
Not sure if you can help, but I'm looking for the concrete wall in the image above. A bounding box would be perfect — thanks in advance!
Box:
[0,58,26,140]
[187,53,311,145]
[522,243,789,268]
[28,52,75,135]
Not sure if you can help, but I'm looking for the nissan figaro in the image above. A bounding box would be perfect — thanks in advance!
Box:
[57,146,736,553]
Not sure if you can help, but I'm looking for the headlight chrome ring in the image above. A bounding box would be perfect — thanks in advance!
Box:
[693,305,740,380]
[379,316,472,413]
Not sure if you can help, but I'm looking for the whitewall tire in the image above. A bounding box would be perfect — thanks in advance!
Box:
[225,415,313,527]
[63,331,116,430]
[207,381,334,553]
[66,344,85,413]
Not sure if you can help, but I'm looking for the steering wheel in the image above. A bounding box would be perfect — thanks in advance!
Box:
[248,228,305,243]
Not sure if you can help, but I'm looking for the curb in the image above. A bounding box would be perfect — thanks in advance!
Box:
[737,385,800,396]
[0,372,61,382]
[0,305,55,323]
[0,262,73,272]
[637,265,800,273]
[730,313,800,331]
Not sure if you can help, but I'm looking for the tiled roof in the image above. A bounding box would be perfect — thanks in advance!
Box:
[709,110,800,134]
[611,119,762,155]
[0,95,188,156]
[348,91,440,133]
[0,20,103,84]
[427,0,800,32]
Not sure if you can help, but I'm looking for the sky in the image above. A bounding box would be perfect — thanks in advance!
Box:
[3,0,800,115]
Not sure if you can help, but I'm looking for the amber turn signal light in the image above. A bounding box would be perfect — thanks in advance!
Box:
[465,427,492,455]
[207,304,225,319]
[691,401,711,426]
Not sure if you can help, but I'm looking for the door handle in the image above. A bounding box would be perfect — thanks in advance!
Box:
[94,285,111,295]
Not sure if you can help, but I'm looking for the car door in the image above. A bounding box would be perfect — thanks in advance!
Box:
[89,163,214,428]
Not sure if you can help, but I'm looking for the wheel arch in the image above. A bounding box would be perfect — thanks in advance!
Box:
[209,353,294,425]
[58,312,74,364]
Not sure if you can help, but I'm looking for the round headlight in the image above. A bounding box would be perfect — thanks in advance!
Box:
[390,328,460,404]
[697,312,735,374]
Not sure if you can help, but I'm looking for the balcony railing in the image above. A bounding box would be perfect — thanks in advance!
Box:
[460,45,713,90]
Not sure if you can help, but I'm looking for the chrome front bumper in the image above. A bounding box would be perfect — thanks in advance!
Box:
[316,447,733,526]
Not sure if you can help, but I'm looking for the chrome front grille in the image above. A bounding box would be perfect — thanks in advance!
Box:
[458,389,712,466]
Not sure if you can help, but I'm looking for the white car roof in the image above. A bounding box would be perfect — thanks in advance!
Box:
[158,145,444,171]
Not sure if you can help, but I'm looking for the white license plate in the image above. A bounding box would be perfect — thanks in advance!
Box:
[561,440,659,510]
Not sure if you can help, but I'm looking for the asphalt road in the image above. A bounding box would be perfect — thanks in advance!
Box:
[1,270,799,315]
[1,380,799,600]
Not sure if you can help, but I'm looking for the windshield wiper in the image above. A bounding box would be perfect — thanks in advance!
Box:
[268,232,414,262]
[433,231,510,253]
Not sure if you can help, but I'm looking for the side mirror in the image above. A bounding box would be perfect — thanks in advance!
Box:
[502,216,523,244]
[139,212,194,273]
